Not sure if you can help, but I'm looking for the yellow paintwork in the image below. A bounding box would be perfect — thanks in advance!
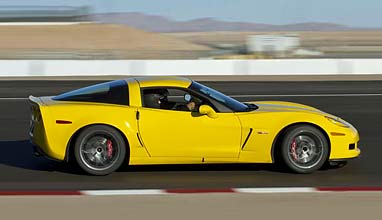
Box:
[138,107,241,159]
[29,77,360,165]
[135,76,191,89]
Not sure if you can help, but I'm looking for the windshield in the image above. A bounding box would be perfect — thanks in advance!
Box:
[190,82,255,112]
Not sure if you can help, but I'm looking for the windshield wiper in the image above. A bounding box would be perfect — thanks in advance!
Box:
[244,103,259,111]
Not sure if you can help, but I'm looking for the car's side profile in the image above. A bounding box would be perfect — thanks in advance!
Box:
[29,77,360,175]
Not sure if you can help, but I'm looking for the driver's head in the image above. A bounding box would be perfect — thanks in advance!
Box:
[143,89,168,108]
[156,89,168,104]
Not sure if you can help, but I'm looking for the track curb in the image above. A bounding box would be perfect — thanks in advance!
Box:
[1,187,382,196]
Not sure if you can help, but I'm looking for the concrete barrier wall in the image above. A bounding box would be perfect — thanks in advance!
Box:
[0,59,382,76]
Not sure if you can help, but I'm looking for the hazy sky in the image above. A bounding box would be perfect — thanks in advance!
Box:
[1,0,382,27]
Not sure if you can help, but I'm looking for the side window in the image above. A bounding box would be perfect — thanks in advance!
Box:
[142,87,204,112]
[53,80,129,105]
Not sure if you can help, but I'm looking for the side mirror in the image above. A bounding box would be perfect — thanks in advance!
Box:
[199,105,218,119]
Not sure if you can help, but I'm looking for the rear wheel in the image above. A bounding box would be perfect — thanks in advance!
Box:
[74,125,126,176]
[280,125,329,174]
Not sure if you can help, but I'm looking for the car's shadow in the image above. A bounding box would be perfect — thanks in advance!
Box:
[0,140,76,173]
[0,140,344,175]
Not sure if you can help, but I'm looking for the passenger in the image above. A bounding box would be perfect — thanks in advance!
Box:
[174,98,197,112]
[186,100,196,111]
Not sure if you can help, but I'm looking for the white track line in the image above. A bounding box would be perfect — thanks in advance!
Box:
[230,93,382,98]
[1,93,382,101]
[82,189,166,196]
[234,187,316,193]
[0,98,28,100]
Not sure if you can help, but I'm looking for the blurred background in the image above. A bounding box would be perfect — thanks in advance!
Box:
[0,0,381,60]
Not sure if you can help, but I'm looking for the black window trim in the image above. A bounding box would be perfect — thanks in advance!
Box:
[139,86,232,113]
[53,80,130,106]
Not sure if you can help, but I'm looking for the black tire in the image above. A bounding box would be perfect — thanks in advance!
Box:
[280,125,329,174]
[74,125,126,176]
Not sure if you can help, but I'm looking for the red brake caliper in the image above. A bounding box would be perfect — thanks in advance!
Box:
[106,139,113,158]
[291,138,298,161]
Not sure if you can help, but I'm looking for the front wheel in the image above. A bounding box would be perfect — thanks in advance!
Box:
[74,125,126,176]
[281,125,329,174]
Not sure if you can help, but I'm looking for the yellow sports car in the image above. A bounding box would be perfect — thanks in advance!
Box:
[29,77,360,175]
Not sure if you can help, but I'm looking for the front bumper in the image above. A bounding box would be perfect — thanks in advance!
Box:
[329,127,361,160]
[329,148,361,161]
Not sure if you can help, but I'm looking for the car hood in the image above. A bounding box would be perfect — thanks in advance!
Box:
[248,101,328,115]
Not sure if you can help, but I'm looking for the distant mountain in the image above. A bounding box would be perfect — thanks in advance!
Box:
[91,12,353,32]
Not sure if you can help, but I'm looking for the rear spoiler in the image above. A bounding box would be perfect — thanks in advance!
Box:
[29,95,44,106]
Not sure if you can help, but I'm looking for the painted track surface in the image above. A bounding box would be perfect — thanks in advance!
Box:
[0,80,381,190]
[1,193,382,220]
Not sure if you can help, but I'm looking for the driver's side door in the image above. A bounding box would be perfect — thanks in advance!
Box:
[137,87,242,160]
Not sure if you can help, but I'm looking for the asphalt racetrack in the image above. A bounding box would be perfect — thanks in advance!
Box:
[0,80,381,190]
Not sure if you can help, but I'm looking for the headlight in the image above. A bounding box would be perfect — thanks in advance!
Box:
[325,116,350,128]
